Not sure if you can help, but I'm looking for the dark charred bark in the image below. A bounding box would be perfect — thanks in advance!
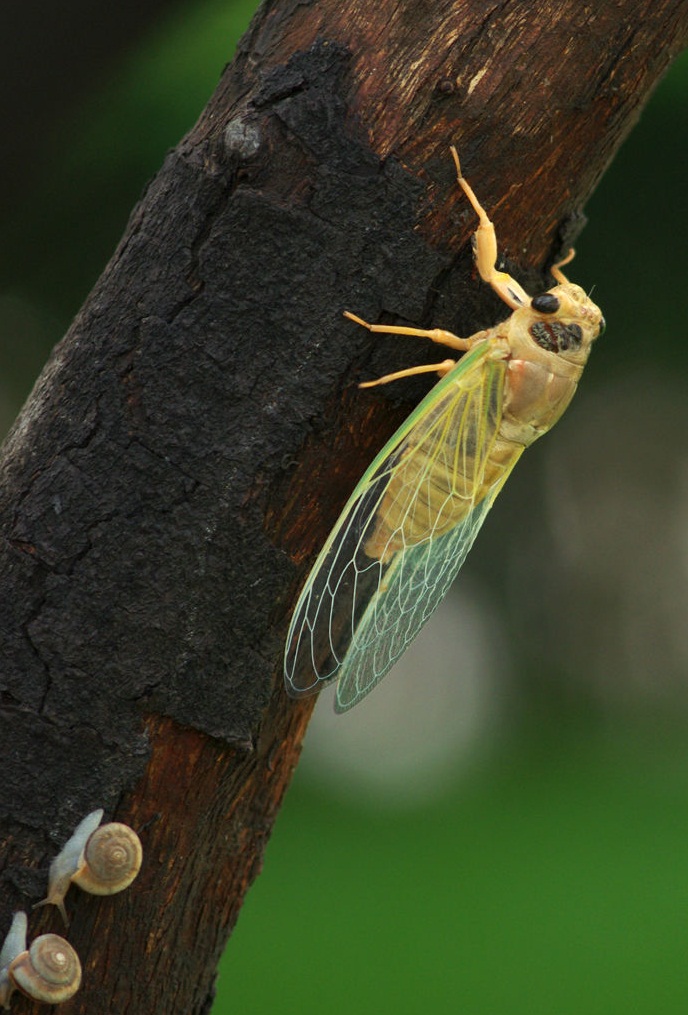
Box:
[0,0,686,1012]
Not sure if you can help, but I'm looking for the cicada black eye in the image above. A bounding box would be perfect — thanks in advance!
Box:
[531,293,560,314]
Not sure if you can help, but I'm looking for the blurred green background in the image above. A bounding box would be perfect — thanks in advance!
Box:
[1,4,687,1012]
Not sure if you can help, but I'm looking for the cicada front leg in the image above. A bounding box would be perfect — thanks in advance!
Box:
[449,146,531,311]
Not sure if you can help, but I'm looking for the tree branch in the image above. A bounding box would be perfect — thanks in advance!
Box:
[1,0,686,1011]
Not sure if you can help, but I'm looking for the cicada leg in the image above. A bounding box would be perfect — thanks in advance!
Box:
[359,358,456,389]
[450,146,530,311]
[343,311,479,352]
[343,310,476,387]
[550,247,576,284]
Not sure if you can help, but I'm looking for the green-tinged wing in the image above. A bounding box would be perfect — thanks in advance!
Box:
[284,339,520,711]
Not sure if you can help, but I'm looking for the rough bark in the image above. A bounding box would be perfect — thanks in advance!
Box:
[0,0,686,1012]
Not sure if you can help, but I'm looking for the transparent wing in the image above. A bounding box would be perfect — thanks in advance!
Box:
[284,340,522,711]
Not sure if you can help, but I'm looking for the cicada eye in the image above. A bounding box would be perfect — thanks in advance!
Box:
[531,293,560,314]
[597,316,606,337]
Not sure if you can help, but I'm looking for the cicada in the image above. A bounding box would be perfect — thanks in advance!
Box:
[284,148,605,712]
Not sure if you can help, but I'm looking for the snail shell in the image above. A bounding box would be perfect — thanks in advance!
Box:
[0,914,81,1008]
[9,934,82,1005]
[35,809,143,924]
[72,822,143,896]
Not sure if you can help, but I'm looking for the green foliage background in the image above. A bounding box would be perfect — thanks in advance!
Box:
[1,4,687,1012]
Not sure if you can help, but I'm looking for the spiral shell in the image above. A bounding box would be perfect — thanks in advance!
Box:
[10,933,81,1005]
[35,809,143,924]
[72,822,143,896]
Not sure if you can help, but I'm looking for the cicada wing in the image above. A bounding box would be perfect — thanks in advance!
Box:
[284,341,520,707]
[333,491,501,712]
[283,467,396,695]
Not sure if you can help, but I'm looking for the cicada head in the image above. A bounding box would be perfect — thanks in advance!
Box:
[523,282,605,369]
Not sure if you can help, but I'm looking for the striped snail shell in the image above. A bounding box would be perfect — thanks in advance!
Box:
[10,933,82,1006]
[0,913,81,1008]
[72,821,143,896]
[35,809,143,925]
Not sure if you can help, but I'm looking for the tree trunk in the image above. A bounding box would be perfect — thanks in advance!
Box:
[0,0,686,1012]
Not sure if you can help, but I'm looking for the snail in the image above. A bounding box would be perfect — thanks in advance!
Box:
[0,911,81,1009]
[35,808,143,924]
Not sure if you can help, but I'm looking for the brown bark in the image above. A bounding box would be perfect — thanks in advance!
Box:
[0,0,686,1012]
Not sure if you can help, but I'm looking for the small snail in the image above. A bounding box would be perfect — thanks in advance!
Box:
[0,911,81,1009]
[35,808,143,924]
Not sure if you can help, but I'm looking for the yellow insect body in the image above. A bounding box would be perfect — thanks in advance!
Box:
[284,148,605,712]
[363,281,600,562]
